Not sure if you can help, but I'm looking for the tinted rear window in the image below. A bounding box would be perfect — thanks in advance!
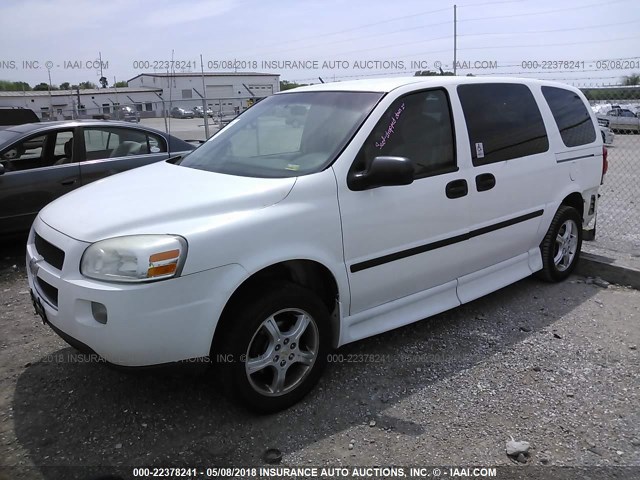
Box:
[0,109,39,126]
[542,86,596,147]
[457,83,549,166]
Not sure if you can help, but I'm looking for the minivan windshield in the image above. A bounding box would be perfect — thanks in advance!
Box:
[178,91,383,178]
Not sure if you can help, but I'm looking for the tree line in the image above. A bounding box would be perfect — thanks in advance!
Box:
[0,80,128,91]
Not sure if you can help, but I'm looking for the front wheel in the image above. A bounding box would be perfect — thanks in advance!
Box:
[537,206,583,282]
[215,282,330,413]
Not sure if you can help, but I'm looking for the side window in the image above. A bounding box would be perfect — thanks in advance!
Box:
[146,133,167,154]
[84,129,119,158]
[1,134,45,171]
[542,86,596,147]
[356,89,456,179]
[457,83,549,166]
[0,130,74,171]
[84,128,166,160]
[53,131,74,159]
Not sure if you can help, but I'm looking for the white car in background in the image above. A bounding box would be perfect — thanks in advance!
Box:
[599,125,615,145]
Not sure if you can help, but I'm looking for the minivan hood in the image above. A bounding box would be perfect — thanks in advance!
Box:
[40,161,296,242]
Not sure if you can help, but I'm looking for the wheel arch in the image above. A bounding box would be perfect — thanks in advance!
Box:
[560,191,585,222]
[211,259,343,356]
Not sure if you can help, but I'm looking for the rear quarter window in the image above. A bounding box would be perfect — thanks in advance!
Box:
[542,86,596,147]
[457,83,549,166]
[0,108,39,126]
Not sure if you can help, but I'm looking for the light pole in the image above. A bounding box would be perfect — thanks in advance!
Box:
[47,67,53,119]
[453,5,457,75]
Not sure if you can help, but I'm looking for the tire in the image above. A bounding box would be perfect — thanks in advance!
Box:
[537,206,582,282]
[215,282,330,413]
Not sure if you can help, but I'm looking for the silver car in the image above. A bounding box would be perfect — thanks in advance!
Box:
[193,106,213,118]
[170,107,195,119]
[600,126,615,145]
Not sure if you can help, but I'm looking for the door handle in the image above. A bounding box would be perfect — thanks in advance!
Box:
[475,173,496,192]
[445,179,468,199]
[60,179,77,186]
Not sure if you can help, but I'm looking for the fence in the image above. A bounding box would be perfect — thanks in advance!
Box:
[588,90,640,254]
[32,95,261,124]
[37,102,159,121]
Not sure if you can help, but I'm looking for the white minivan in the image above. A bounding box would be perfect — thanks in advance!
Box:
[26,77,606,412]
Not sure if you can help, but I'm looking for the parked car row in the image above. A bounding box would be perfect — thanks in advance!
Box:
[171,106,238,120]
[193,106,214,118]
[111,106,140,123]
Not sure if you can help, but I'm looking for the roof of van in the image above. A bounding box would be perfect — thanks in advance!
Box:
[281,76,572,94]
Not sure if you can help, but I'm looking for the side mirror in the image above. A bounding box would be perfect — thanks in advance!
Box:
[348,156,414,191]
[0,163,4,175]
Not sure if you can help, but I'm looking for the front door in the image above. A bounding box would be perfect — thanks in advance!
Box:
[337,88,472,315]
[0,129,80,234]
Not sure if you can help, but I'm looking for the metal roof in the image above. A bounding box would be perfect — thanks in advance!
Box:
[127,72,280,81]
[0,87,162,98]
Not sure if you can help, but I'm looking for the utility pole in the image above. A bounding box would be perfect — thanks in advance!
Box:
[167,49,175,134]
[200,54,210,139]
[453,5,457,75]
[76,86,82,118]
[47,67,53,119]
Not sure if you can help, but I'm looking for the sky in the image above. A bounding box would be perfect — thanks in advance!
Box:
[0,0,638,88]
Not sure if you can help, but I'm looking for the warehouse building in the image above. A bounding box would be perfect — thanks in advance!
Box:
[126,72,280,115]
[0,87,163,120]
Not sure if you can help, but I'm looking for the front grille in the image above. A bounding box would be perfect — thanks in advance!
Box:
[35,233,65,270]
[36,277,58,307]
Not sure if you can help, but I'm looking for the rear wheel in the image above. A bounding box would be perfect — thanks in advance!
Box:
[215,282,329,413]
[538,206,582,282]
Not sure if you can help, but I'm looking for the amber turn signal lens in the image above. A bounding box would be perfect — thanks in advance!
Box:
[149,249,180,262]
[147,249,181,278]
[147,263,178,277]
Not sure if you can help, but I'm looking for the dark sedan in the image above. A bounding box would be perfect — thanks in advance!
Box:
[0,120,194,235]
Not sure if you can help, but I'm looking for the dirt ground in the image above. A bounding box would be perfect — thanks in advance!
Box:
[0,237,638,480]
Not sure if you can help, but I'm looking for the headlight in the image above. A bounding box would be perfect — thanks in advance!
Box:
[80,235,188,283]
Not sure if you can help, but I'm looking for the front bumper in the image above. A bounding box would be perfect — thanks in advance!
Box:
[26,217,246,366]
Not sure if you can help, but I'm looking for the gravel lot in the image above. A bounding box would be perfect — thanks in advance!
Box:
[0,237,638,480]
